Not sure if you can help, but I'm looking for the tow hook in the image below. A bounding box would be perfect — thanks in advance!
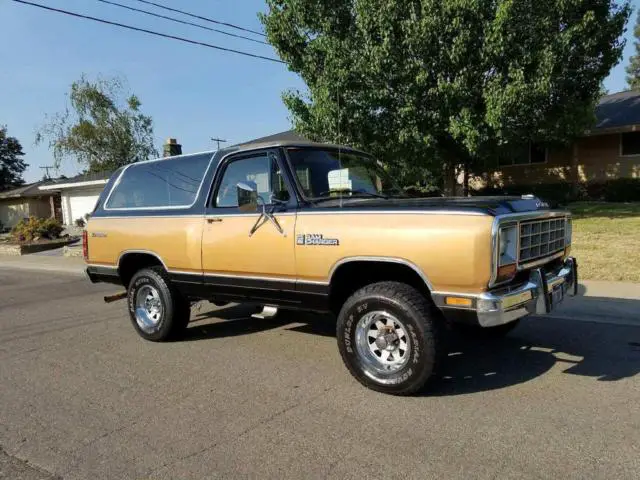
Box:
[104,292,127,303]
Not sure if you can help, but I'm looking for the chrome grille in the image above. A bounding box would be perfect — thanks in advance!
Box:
[519,218,566,264]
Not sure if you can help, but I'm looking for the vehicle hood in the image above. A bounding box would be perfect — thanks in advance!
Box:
[305,195,554,216]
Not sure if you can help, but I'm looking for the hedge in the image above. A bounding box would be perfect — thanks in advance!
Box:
[472,178,640,205]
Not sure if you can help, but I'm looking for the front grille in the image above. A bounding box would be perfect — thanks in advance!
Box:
[519,218,566,264]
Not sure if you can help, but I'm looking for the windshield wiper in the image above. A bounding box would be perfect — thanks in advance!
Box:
[310,189,389,201]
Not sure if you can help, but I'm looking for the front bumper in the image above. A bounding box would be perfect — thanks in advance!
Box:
[433,257,578,328]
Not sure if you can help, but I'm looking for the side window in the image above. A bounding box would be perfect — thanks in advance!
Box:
[105,153,211,209]
[215,152,290,208]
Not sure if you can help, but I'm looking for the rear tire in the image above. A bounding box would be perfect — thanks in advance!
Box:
[127,267,190,342]
[336,281,444,395]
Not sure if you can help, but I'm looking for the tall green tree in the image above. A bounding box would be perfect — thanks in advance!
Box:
[261,0,630,191]
[36,75,157,173]
[0,126,27,191]
[626,9,640,89]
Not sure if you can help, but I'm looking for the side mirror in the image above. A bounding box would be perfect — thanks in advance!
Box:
[237,181,259,211]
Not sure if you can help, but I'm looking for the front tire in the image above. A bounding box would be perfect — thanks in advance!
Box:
[127,267,190,341]
[336,282,444,395]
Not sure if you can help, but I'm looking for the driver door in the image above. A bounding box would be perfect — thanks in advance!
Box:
[201,149,298,301]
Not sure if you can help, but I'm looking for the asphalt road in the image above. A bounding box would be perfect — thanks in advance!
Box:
[1,269,639,479]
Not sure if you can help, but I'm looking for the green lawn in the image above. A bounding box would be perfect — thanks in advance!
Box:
[568,202,640,283]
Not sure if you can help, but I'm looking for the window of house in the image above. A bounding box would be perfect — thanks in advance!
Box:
[215,152,289,208]
[498,143,547,166]
[620,132,640,156]
[105,153,212,209]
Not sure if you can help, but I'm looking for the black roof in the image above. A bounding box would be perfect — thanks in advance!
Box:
[234,130,308,145]
[595,90,640,130]
[47,170,113,185]
[228,130,365,156]
[0,180,50,199]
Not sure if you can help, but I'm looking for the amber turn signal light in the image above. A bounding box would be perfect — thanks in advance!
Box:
[445,296,473,307]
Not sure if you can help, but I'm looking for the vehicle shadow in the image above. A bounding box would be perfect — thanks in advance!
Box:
[284,312,640,396]
[178,303,295,341]
[179,303,640,396]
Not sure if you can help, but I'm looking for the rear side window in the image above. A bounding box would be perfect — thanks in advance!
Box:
[105,153,212,209]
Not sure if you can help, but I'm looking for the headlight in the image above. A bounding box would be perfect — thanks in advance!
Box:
[498,224,518,266]
[565,217,572,246]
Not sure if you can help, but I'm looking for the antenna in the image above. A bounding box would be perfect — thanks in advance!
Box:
[40,165,55,179]
[211,137,227,150]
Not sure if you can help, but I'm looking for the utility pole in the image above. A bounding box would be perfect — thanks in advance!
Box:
[40,166,55,179]
[211,137,227,150]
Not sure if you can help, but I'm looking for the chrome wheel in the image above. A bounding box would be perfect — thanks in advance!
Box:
[355,311,411,375]
[135,285,163,334]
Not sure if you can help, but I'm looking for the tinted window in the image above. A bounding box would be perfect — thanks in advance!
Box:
[105,153,211,209]
[621,132,640,156]
[215,152,289,208]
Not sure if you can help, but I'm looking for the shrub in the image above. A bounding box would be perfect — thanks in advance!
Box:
[599,178,640,202]
[11,216,64,242]
[472,181,578,206]
[75,218,86,228]
[472,178,640,204]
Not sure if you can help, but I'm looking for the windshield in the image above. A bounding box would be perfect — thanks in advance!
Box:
[286,148,401,200]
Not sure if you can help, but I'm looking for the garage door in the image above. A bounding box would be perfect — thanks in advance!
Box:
[66,189,103,225]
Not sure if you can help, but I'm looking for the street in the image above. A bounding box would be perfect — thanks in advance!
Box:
[1,269,639,479]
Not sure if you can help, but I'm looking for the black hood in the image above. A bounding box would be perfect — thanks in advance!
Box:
[304,195,552,216]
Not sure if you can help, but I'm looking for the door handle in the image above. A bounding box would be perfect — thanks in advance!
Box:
[207,218,223,224]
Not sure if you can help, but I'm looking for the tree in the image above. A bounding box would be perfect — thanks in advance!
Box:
[36,75,157,173]
[261,0,630,192]
[0,126,27,191]
[626,9,640,89]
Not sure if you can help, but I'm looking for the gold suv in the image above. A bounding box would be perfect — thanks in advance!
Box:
[84,140,578,395]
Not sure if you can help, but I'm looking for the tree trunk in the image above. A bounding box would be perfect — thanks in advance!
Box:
[463,162,470,197]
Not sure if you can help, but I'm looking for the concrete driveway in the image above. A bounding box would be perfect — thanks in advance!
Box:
[0,268,639,479]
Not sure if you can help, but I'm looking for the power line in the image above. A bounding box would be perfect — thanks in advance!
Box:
[95,0,268,45]
[11,0,284,64]
[133,0,266,38]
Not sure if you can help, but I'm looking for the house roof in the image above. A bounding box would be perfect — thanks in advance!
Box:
[39,170,112,191]
[594,90,640,131]
[0,180,51,200]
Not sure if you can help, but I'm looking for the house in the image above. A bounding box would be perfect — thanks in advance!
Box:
[469,90,640,192]
[38,171,112,227]
[0,181,61,229]
[36,138,185,226]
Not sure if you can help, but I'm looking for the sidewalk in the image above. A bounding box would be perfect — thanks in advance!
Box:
[1,254,638,324]
[0,254,86,275]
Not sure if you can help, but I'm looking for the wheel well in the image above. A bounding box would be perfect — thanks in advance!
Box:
[118,253,164,287]
[328,261,431,314]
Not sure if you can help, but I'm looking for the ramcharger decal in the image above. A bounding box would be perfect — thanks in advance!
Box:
[296,233,340,246]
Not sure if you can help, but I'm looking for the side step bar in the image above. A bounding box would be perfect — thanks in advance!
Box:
[251,306,279,319]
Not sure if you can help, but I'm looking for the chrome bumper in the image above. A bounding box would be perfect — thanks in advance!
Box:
[433,257,578,328]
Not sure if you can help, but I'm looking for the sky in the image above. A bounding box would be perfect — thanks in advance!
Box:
[0,0,638,183]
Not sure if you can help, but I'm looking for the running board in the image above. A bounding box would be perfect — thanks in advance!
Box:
[251,305,279,319]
